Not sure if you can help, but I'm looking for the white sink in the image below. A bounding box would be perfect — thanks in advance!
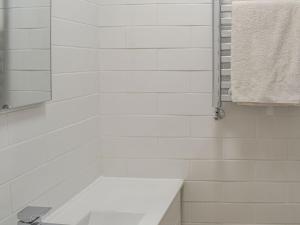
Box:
[76,211,144,225]
[44,178,183,225]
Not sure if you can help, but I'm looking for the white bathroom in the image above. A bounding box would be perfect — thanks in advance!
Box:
[0,0,299,225]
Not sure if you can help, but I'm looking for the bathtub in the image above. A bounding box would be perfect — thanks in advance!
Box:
[45,177,183,225]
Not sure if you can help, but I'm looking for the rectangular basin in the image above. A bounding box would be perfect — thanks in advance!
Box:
[44,177,183,225]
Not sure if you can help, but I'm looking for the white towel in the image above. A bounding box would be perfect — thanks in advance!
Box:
[231,0,300,105]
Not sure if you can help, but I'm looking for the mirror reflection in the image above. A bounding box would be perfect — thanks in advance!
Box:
[0,0,51,110]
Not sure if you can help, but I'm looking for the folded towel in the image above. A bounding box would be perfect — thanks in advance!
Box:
[231,0,300,105]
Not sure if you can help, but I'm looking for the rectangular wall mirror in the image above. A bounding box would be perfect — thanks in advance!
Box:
[0,0,51,111]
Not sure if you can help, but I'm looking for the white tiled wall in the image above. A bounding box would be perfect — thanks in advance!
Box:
[98,1,300,224]
[2,1,300,225]
[0,1,101,225]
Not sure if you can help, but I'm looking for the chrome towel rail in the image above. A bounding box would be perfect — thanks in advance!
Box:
[213,0,232,120]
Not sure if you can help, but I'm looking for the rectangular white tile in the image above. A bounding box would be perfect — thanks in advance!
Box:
[191,115,256,138]
[158,49,212,70]
[223,139,287,160]
[52,47,98,73]
[52,19,98,48]
[189,160,255,181]
[99,27,126,48]
[98,5,156,26]
[99,49,157,70]
[183,181,222,202]
[127,159,189,178]
[223,182,287,203]
[10,8,50,29]
[157,93,213,115]
[101,115,189,137]
[255,162,287,181]
[52,72,98,101]
[157,138,222,159]
[99,71,194,93]
[52,0,97,25]
[100,93,157,114]
[288,183,300,202]
[101,137,158,158]
[157,4,212,25]
[127,26,212,48]
[255,204,300,224]
[189,203,254,223]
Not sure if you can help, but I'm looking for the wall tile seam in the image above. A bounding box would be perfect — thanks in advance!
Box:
[9,148,100,212]
[51,93,100,104]
[98,92,212,94]
[45,93,99,105]
[99,135,259,138]
[8,6,51,9]
[9,157,99,217]
[98,47,212,50]
[183,202,300,206]
[100,156,298,162]
[53,45,99,50]
[2,98,98,122]
[184,178,300,182]
[97,25,212,28]
[99,113,214,116]
[99,136,294,141]
[97,3,212,6]
[98,69,212,72]
[183,200,295,204]
[183,180,291,184]
[0,136,100,189]
[52,71,100,76]
[52,16,99,28]
[0,115,99,153]
[97,69,212,72]
[100,158,300,164]
[83,0,103,6]
[53,70,101,75]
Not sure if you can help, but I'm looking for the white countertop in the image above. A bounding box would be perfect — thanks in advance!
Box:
[45,177,183,225]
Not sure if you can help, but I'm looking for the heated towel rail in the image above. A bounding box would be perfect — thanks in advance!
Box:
[213,0,232,120]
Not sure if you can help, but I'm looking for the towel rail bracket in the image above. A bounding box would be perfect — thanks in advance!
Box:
[214,107,225,120]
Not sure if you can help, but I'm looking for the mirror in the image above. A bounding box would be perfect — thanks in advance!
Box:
[0,0,51,111]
